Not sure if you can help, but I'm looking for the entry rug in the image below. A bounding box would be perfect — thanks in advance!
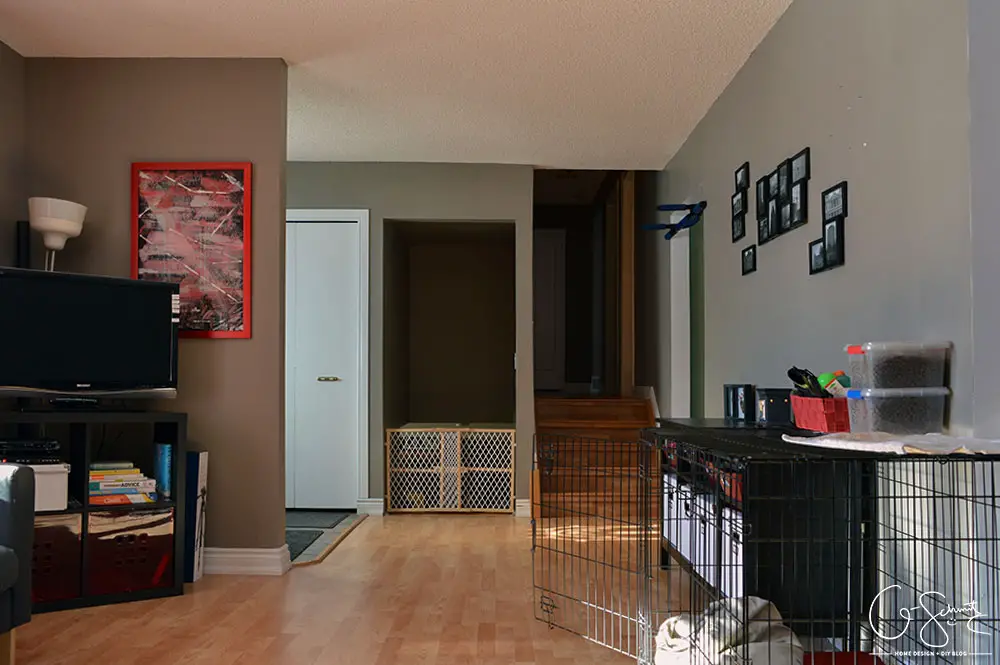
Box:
[286,510,352,529]
[286,529,324,560]
[289,513,368,566]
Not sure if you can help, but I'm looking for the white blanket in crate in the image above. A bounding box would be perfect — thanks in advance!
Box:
[655,596,803,665]
[781,431,1000,455]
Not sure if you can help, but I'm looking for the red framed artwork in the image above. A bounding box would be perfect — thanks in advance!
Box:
[131,162,252,339]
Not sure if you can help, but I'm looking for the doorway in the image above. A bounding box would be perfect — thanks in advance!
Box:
[383,221,516,427]
[284,209,370,510]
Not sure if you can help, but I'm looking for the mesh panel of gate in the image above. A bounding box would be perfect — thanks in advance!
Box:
[641,424,1000,665]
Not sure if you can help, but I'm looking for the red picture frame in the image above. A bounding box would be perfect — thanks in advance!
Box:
[131,162,252,339]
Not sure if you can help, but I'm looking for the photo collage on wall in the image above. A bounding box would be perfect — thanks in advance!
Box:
[810,180,849,275]
[733,162,756,275]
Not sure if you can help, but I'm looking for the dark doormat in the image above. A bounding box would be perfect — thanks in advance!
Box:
[286,529,324,560]
[286,510,352,529]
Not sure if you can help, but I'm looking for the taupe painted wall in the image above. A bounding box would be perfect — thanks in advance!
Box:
[642,0,974,428]
[25,58,290,549]
[286,162,534,499]
[0,41,26,265]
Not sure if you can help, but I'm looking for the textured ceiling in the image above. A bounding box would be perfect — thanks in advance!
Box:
[0,0,792,169]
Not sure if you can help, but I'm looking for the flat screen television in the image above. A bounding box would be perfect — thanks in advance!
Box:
[0,268,179,398]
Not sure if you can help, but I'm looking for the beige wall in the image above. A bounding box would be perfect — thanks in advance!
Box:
[640,0,974,428]
[286,162,535,498]
[25,58,289,549]
[0,41,26,265]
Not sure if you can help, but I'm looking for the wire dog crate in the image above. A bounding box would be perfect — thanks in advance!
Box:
[533,422,1000,664]
[386,425,515,513]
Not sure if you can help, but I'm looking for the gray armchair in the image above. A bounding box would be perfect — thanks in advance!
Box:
[0,465,34,665]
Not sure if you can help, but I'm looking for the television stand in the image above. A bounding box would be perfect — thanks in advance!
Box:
[48,397,100,410]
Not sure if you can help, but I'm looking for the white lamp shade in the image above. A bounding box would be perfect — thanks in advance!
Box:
[29,197,87,251]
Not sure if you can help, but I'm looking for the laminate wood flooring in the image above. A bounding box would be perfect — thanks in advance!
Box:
[19,515,632,665]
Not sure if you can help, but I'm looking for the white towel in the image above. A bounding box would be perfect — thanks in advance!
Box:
[781,431,1000,456]
[655,596,803,665]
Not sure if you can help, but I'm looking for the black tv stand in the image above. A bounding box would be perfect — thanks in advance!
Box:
[48,397,101,410]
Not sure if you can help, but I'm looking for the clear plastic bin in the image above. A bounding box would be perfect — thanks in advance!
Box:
[846,387,949,434]
[845,342,951,389]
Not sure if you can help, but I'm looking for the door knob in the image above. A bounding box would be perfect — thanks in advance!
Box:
[317,376,342,382]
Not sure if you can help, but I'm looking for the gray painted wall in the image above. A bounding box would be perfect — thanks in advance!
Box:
[0,41,26,265]
[969,0,1000,438]
[643,0,974,429]
[286,162,535,499]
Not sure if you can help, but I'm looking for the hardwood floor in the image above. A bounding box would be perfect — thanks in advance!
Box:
[19,516,631,665]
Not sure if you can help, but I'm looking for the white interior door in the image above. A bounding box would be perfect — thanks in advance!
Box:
[285,215,365,509]
[533,229,567,390]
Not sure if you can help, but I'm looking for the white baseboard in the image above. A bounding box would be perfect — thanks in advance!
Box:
[357,498,385,515]
[515,498,531,518]
[636,385,662,420]
[204,544,291,576]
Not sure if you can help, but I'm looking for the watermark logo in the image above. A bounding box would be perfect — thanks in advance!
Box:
[869,585,992,659]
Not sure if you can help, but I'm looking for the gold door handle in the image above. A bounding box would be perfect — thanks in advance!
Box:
[317,376,342,382]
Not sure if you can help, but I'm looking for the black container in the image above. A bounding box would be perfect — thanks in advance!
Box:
[755,388,792,424]
[723,384,756,423]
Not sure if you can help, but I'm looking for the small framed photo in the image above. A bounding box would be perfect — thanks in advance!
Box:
[768,170,779,200]
[741,245,757,276]
[777,159,792,203]
[767,199,779,237]
[790,181,808,228]
[809,238,827,275]
[791,147,811,183]
[824,217,845,267]
[732,190,747,217]
[822,181,849,222]
[755,176,769,219]
[758,215,771,245]
[735,162,750,192]
[780,202,792,233]
[732,213,746,243]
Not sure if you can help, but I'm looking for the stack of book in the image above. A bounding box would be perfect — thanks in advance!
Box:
[89,462,158,505]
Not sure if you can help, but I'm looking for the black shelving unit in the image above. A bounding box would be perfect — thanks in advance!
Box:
[0,409,186,612]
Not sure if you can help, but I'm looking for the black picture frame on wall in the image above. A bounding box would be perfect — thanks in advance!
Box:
[777,159,792,204]
[790,181,808,228]
[791,147,811,183]
[824,217,845,267]
[780,202,792,233]
[822,181,849,222]
[742,245,757,275]
[809,238,827,275]
[735,162,750,192]
[755,176,769,219]
[767,199,779,238]
[732,213,746,243]
[768,170,779,201]
[732,190,747,218]
[758,215,771,245]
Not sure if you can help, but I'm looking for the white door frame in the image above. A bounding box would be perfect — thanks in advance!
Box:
[285,208,371,504]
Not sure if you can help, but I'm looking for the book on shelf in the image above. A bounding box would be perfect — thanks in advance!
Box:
[90,461,135,471]
[89,493,158,506]
[89,479,157,492]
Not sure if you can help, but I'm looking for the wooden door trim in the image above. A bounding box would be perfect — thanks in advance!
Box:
[286,208,371,505]
[619,171,636,397]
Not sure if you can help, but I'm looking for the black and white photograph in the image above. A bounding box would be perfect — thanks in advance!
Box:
[732,213,745,243]
[780,203,792,232]
[809,238,826,275]
[758,215,770,245]
[756,176,769,219]
[768,199,778,237]
[735,162,750,191]
[768,170,779,200]
[822,181,849,221]
[732,190,747,217]
[824,217,845,267]
[778,160,791,202]
[742,244,757,275]
[791,147,811,183]
[791,182,808,226]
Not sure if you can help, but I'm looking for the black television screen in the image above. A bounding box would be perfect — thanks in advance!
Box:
[0,268,179,397]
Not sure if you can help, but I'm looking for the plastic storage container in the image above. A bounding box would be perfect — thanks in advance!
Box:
[30,463,71,512]
[846,387,950,434]
[845,342,951,389]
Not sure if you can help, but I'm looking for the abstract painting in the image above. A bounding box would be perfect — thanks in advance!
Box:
[131,162,252,338]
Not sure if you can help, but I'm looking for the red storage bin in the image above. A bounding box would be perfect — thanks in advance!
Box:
[791,394,851,433]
